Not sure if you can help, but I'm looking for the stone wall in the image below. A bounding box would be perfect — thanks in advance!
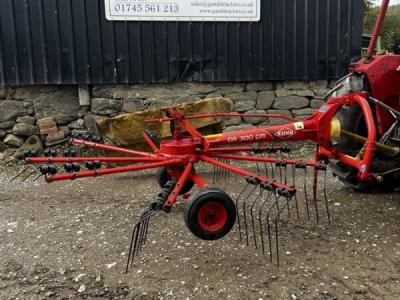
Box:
[0,80,336,157]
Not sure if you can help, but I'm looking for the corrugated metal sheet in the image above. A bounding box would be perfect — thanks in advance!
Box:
[0,0,363,85]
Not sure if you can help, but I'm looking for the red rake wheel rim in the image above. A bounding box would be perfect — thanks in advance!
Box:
[197,201,228,232]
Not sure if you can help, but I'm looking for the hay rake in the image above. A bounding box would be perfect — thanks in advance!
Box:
[17,0,400,272]
[21,90,399,271]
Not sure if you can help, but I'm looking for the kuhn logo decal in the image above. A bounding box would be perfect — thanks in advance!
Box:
[273,127,295,139]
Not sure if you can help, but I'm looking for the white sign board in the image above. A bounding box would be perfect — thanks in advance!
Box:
[105,0,260,22]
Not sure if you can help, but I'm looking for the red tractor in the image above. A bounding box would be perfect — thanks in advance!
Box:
[21,0,399,270]
[329,0,400,190]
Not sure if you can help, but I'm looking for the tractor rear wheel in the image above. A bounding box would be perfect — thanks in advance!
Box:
[330,78,400,191]
[184,188,236,240]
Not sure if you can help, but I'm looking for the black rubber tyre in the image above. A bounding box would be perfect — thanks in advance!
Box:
[156,167,195,195]
[332,104,371,191]
[335,104,366,156]
[332,99,400,191]
[184,188,236,241]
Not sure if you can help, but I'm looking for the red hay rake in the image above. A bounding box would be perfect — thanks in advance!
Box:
[14,0,400,272]
[22,90,400,271]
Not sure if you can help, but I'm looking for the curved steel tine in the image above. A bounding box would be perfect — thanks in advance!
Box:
[304,168,310,220]
[291,165,300,220]
[275,218,280,267]
[284,165,287,185]
[127,220,142,270]
[215,160,219,182]
[235,183,250,241]
[143,210,152,244]
[262,152,268,178]
[249,188,264,249]
[242,185,259,246]
[266,192,280,263]
[218,159,222,182]
[258,191,273,254]
[272,195,293,267]
[21,169,37,182]
[223,159,227,179]
[133,210,151,258]
[10,167,30,182]
[322,168,331,225]
[278,166,282,183]
[219,159,223,181]
[270,163,275,179]
[217,159,220,182]
[313,168,320,223]
[126,209,159,271]
[225,158,229,180]
[264,162,269,177]
[138,210,150,248]
[256,163,260,175]
[212,164,216,184]
[227,159,231,179]
[33,173,43,182]
[284,165,291,219]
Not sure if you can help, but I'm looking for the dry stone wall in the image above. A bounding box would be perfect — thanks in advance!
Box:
[0,80,336,157]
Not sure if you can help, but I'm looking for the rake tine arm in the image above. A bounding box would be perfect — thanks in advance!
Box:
[207,146,290,153]
[208,153,317,167]
[146,113,298,124]
[199,155,295,192]
[71,138,157,158]
[45,159,184,183]
[143,132,159,153]
[189,172,208,188]
[26,156,166,164]
[185,113,299,122]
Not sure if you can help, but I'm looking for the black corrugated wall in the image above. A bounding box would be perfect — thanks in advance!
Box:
[0,0,364,85]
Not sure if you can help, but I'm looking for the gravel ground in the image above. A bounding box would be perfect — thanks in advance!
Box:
[0,157,400,300]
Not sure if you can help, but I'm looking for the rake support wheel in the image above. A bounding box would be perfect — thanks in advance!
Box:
[184,188,236,241]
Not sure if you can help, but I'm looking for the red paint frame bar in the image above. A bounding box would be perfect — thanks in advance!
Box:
[164,159,195,209]
[71,139,157,158]
[367,0,390,57]
[26,157,166,164]
[207,146,288,153]
[45,159,183,183]
[207,153,317,167]
[145,113,298,123]
[200,155,295,191]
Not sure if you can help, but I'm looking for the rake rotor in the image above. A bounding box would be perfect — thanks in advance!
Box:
[20,92,398,271]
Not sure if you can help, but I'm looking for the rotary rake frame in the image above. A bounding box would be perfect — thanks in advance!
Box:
[20,90,400,272]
